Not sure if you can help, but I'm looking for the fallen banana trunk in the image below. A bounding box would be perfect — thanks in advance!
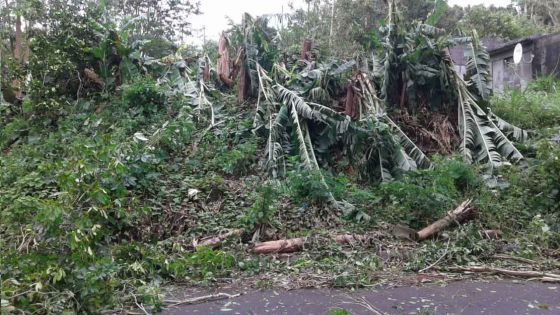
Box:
[193,229,243,249]
[251,234,373,254]
[416,199,475,241]
[442,266,560,282]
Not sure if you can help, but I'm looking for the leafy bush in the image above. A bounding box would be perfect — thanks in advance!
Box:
[206,138,258,175]
[122,78,167,115]
[284,169,335,206]
[0,89,195,312]
[241,184,279,231]
[477,140,560,248]
[374,157,480,229]
[193,117,259,176]
[0,117,28,149]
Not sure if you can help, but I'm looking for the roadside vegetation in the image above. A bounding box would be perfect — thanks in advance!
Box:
[1,0,559,313]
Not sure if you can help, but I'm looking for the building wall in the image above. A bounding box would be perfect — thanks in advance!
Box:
[490,34,560,93]
[490,45,534,93]
[535,34,560,78]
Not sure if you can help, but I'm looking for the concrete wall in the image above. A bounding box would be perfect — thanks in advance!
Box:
[535,34,560,78]
[490,34,560,93]
[490,44,534,93]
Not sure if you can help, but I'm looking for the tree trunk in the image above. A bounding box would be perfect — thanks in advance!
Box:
[329,0,336,49]
[14,14,22,61]
[238,50,249,103]
[217,35,233,87]
[301,38,312,61]
[416,199,475,241]
[344,83,359,119]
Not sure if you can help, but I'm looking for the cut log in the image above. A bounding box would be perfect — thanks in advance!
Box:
[252,237,307,254]
[193,229,243,249]
[416,199,475,241]
[252,234,374,254]
[334,234,371,244]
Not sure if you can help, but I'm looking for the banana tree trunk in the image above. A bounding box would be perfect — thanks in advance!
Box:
[301,38,312,61]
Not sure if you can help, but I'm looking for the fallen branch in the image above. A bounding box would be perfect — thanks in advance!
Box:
[165,292,241,308]
[442,266,560,282]
[492,254,538,265]
[193,229,243,249]
[416,199,475,241]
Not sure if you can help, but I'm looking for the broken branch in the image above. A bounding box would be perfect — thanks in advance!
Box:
[442,266,560,281]
[165,292,241,308]
[416,199,475,241]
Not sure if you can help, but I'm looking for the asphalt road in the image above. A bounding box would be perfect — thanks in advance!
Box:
[163,280,560,315]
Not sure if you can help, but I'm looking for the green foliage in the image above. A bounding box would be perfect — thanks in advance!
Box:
[490,78,560,130]
[193,117,258,176]
[373,157,480,228]
[409,224,496,270]
[476,141,560,249]
[122,78,167,115]
[241,184,279,231]
[0,117,28,149]
[460,5,545,40]
[185,247,236,280]
[284,169,337,206]
[0,79,195,313]
[2,1,560,313]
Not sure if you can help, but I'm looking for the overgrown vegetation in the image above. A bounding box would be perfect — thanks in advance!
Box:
[1,0,560,313]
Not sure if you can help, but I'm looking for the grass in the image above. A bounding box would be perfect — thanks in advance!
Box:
[489,77,560,130]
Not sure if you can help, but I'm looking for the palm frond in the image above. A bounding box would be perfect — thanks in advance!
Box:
[451,58,523,170]
[276,84,324,122]
[465,30,492,100]
[487,109,528,143]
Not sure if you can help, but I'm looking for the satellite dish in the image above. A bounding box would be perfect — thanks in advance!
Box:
[513,43,523,64]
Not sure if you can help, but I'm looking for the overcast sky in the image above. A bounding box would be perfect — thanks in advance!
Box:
[188,0,513,44]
